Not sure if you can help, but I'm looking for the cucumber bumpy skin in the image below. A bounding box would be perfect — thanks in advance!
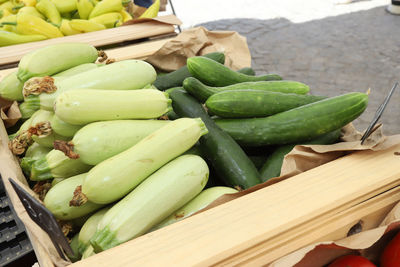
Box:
[187,56,282,87]
[90,155,209,252]
[17,43,99,82]
[215,92,368,146]
[72,118,208,205]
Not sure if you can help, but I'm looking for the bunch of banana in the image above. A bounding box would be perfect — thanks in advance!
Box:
[0,0,160,47]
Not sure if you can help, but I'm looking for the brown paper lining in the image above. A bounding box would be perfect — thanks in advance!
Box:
[0,97,21,128]
[146,26,252,72]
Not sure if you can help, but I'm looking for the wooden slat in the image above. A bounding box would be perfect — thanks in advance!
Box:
[0,15,177,66]
[71,145,400,267]
[0,37,173,80]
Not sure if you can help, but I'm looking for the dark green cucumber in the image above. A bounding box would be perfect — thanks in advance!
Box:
[206,90,326,118]
[153,52,225,90]
[237,67,256,76]
[183,77,309,103]
[169,89,261,190]
[187,56,282,87]
[260,130,341,182]
[215,92,368,146]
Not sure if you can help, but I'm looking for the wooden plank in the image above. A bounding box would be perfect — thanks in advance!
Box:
[0,15,177,66]
[71,145,400,267]
[0,37,173,81]
[220,186,400,266]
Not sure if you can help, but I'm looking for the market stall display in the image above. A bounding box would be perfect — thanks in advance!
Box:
[0,27,398,266]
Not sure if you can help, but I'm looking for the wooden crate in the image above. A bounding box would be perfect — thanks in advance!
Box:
[0,15,180,69]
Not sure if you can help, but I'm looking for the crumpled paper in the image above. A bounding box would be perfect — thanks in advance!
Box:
[0,97,21,128]
[146,26,252,72]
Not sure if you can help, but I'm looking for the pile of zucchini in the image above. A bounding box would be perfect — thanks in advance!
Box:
[1,42,368,262]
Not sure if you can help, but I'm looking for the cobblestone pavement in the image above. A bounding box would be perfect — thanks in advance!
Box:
[195,6,400,135]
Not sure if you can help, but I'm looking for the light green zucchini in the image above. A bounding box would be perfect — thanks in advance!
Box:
[8,113,38,155]
[51,177,65,187]
[20,143,52,177]
[50,115,83,137]
[152,186,238,231]
[78,207,111,254]
[19,100,39,119]
[90,155,209,252]
[81,245,95,259]
[54,120,169,165]
[54,89,171,125]
[0,71,24,101]
[44,173,104,220]
[53,63,100,80]
[67,234,81,263]
[30,149,92,181]
[23,60,157,111]
[17,43,98,82]
[77,118,208,205]
[29,110,69,147]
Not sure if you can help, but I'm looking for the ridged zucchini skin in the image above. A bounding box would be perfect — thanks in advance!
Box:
[187,56,282,87]
[152,186,237,230]
[90,155,209,252]
[30,149,92,181]
[44,173,103,220]
[183,77,309,103]
[260,129,341,182]
[30,59,157,111]
[215,93,368,146]
[153,52,225,90]
[0,71,24,101]
[17,43,98,82]
[206,90,326,118]
[61,120,169,165]
[54,89,171,125]
[82,118,208,204]
[78,207,111,254]
[170,89,261,190]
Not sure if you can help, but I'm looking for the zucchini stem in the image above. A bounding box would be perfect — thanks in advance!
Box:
[97,50,108,63]
[8,131,33,155]
[28,121,52,137]
[23,76,57,97]
[69,185,88,207]
[53,140,80,159]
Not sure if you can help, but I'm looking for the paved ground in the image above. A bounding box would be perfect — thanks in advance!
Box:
[162,0,400,135]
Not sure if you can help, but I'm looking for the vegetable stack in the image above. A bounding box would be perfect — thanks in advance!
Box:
[0,0,160,47]
[3,42,368,264]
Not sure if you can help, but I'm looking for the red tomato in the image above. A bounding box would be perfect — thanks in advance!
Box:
[328,255,376,267]
[381,231,400,267]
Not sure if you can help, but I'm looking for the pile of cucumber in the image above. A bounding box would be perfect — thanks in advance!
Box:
[1,42,368,262]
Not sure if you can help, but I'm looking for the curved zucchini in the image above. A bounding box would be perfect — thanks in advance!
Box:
[205,90,326,118]
[24,60,157,111]
[79,118,208,205]
[90,155,209,252]
[152,186,237,230]
[0,71,24,101]
[54,120,169,165]
[50,115,83,137]
[153,52,225,90]
[215,92,368,146]
[187,56,282,87]
[183,77,310,103]
[44,173,104,220]
[17,43,98,82]
[170,89,261,190]
[54,89,171,125]
[260,129,341,182]
[30,149,92,181]
[78,207,111,254]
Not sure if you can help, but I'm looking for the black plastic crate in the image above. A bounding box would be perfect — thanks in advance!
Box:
[0,177,33,266]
